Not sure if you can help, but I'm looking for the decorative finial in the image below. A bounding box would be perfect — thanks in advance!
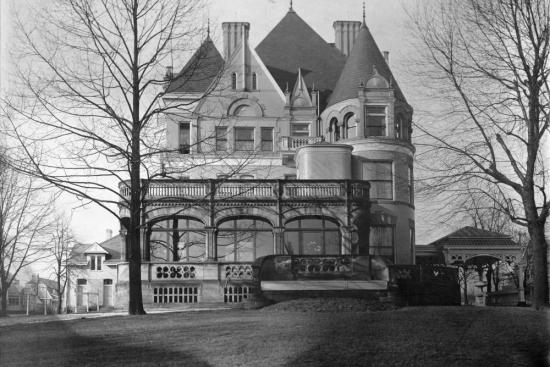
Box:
[362,2,366,24]
[290,0,293,10]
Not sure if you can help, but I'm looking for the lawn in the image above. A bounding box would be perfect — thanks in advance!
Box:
[0,304,548,367]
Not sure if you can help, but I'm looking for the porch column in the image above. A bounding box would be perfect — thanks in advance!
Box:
[273,227,285,254]
[205,227,217,261]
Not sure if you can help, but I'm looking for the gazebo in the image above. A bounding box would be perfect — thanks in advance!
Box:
[416,227,525,305]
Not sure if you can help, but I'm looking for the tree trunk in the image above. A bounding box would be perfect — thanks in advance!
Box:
[530,222,549,309]
[0,286,8,316]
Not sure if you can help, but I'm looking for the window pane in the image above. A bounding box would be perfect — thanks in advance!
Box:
[217,231,234,262]
[302,232,323,254]
[216,127,227,151]
[179,123,190,152]
[370,182,393,200]
[363,162,392,180]
[90,256,96,270]
[325,231,341,255]
[235,127,254,151]
[256,231,273,258]
[366,106,386,115]
[235,237,254,262]
[370,226,393,246]
[290,123,309,136]
[284,232,299,254]
[261,127,273,151]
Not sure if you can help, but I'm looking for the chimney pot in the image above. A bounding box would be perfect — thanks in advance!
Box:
[106,229,113,239]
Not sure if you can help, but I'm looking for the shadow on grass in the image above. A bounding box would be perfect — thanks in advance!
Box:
[283,307,550,367]
[0,317,212,367]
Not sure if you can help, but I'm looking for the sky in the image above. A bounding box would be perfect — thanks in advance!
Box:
[1,0,498,249]
[65,0,424,245]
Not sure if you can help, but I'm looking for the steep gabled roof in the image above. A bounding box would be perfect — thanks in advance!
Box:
[166,36,224,94]
[69,235,123,265]
[428,226,517,247]
[327,23,407,107]
[256,10,346,109]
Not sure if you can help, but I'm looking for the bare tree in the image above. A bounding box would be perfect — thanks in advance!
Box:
[0,152,54,315]
[409,0,549,308]
[47,214,74,314]
[1,0,240,315]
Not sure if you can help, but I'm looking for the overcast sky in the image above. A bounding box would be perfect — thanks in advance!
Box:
[2,0,491,247]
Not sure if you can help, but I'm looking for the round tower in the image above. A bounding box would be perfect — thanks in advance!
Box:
[321,19,415,265]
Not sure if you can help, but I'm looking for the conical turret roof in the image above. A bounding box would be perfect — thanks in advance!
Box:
[327,23,407,107]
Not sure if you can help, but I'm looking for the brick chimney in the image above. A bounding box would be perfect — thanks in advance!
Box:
[333,21,362,57]
[222,22,250,60]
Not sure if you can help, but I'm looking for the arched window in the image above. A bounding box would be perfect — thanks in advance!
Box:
[148,217,205,262]
[217,218,273,262]
[283,217,340,255]
[344,113,356,139]
[252,72,257,90]
[329,118,339,142]
[231,72,237,90]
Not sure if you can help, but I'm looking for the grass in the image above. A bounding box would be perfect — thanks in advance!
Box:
[0,304,548,367]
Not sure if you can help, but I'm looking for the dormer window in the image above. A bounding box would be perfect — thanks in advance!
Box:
[89,255,102,271]
[365,106,387,137]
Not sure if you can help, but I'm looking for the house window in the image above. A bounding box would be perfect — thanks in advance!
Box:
[77,279,87,285]
[365,106,386,136]
[252,72,257,90]
[284,174,296,180]
[89,255,102,271]
[261,127,273,151]
[8,296,19,306]
[234,127,255,151]
[363,161,393,200]
[284,217,340,255]
[231,72,237,90]
[328,118,339,142]
[290,123,309,137]
[104,279,113,285]
[369,225,394,258]
[408,165,414,204]
[179,122,190,154]
[215,127,227,151]
[217,218,273,262]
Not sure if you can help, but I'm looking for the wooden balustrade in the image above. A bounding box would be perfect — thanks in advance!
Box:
[279,136,324,151]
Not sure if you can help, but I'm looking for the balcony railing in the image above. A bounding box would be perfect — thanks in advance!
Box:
[119,179,370,203]
[279,136,324,151]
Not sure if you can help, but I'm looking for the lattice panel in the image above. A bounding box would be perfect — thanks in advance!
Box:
[224,285,249,303]
[224,264,253,280]
[156,265,196,279]
[153,287,199,304]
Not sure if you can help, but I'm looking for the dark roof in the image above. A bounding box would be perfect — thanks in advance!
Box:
[428,226,517,247]
[327,23,407,107]
[256,10,346,109]
[166,36,224,94]
[69,235,123,264]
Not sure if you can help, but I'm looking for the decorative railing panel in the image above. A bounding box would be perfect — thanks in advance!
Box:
[216,182,275,199]
[283,182,345,199]
[153,264,200,280]
[222,263,254,280]
[280,136,324,151]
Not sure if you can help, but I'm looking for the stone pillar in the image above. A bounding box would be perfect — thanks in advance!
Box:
[273,227,285,254]
[205,227,217,261]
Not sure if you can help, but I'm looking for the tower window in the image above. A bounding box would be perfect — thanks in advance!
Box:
[369,225,394,258]
[408,165,414,204]
[365,106,386,137]
[290,123,310,137]
[231,72,237,90]
[252,72,257,90]
[344,113,356,139]
[363,161,393,200]
[179,122,190,154]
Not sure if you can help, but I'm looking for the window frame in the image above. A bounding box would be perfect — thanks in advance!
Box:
[365,105,387,137]
[216,218,273,262]
[260,127,274,152]
[363,160,394,200]
[179,122,190,154]
[252,72,257,90]
[231,72,237,90]
[215,126,227,151]
[234,127,255,151]
[290,123,310,137]
[283,217,341,256]
[369,224,395,259]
